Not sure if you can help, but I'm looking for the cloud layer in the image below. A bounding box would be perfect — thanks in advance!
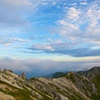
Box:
[0,57,100,77]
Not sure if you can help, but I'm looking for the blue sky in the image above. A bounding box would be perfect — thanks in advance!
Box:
[0,0,100,77]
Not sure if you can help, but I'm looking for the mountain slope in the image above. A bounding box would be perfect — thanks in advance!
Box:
[0,67,100,100]
[52,72,65,78]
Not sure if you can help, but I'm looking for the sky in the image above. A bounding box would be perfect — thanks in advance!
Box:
[0,0,100,77]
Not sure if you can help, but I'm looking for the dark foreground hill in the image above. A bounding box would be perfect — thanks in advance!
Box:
[0,67,100,100]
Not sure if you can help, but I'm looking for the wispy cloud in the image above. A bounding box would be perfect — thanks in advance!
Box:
[0,37,28,46]
[29,42,100,57]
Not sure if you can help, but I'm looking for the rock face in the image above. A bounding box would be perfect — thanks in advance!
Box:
[52,91,68,100]
[0,67,100,100]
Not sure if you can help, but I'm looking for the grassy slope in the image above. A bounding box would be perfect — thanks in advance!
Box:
[0,80,33,100]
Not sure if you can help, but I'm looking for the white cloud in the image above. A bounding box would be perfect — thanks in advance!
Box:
[0,37,28,47]
[0,0,33,9]
[32,44,55,51]
[86,3,100,34]
[80,2,88,5]
[0,0,62,34]
[67,7,80,21]
[0,0,33,34]
[13,38,28,43]
[56,0,100,47]
[52,2,56,5]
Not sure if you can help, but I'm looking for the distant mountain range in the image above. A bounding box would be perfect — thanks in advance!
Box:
[0,67,100,100]
[46,72,65,78]
[45,71,69,78]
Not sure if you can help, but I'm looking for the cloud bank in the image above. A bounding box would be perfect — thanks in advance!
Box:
[0,57,100,77]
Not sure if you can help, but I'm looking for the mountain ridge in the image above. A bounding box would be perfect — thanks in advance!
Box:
[0,67,100,100]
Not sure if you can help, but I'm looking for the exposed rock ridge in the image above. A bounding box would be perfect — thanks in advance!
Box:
[0,67,100,100]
